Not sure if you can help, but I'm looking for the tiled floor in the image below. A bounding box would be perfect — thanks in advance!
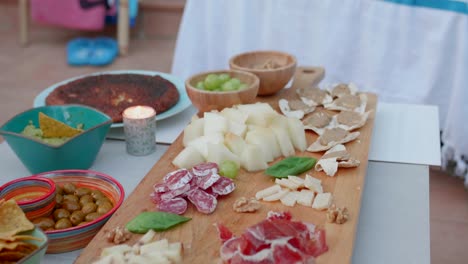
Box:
[0,3,467,264]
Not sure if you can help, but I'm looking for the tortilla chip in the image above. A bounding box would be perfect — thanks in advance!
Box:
[0,251,27,262]
[39,112,82,138]
[0,200,34,240]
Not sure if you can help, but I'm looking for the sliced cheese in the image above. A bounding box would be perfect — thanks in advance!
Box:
[275,178,301,190]
[263,188,290,202]
[280,191,300,207]
[296,190,315,207]
[304,174,323,193]
[140,239,169,255]
[312,192,333,210]
[287,175,305,188]
[255,185,282,200]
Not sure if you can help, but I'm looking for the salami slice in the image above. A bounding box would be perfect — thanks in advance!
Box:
[211,177,236,196]
[192,162,219,177]
[164,169,193,190]
[196,172,221,190]
[160,183,191,200]
[153,183,169,193]
[187,188,218,214]
[150,191,163,204]
[157,197,188,215]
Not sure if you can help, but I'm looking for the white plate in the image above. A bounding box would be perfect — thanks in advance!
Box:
[33,70,191,128]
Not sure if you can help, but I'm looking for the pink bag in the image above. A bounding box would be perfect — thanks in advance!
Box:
[31,0,106,31]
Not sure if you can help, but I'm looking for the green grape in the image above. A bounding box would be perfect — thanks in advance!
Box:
[218,74,231,84]
[221,80,238,91]
[219,160,240,179]
[204,74,222,91]
[196,81,205,90]
[230,78,241,89]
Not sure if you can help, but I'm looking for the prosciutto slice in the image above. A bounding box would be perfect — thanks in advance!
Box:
[216,211,328,264]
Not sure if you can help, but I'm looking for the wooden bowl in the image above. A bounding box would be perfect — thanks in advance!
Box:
[229,50,297,95]
[185,70,260,113]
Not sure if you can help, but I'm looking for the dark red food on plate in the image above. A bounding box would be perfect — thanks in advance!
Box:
[46,74,180,122]
[215,211,329,263]
[150,162,236,215]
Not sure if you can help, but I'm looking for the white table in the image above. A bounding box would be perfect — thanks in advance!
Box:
[0,103,439,263]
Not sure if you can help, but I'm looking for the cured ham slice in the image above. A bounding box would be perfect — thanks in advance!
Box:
[216,211,328,263]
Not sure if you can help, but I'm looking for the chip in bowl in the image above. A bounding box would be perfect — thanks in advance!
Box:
[38,112,82,138]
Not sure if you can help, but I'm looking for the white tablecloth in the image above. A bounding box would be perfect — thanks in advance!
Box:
[172,0,465,175]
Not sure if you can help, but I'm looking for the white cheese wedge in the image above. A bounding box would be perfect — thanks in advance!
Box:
[270,116,295,157]
[255,184,282,200]
[182,117,204,147]
[263,188,290,202]
[304,174,323,193]
[101,244,133,257]
[166,242,183,264]
[316,158,339,177]
[312,192,333,210]
[140,239,169,255]
[280,191,300,207]
[172,146,206,169]
[286,117,308,151]
[203,112,228,135]
[241,144,269,172]
[296,190,315,207]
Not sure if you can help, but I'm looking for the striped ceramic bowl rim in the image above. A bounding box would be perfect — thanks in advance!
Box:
[0,176,56,211]
[33,169,125,253]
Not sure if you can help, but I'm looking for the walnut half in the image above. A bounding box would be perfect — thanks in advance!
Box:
[105,226,132,244]
[327,204,349,225]
[233,197,261,213]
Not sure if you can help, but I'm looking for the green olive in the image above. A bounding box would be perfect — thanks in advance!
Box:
[55,193,63,207]
[74,187,92,197]
[62,200,81,211]
[97,202,113,214]
[90,190,105,200]
[55,218,72,230]
[53,208,70,221]
[63,194,79,203]
[79,195,94,206]
[85,212,103,222]
[32,217,55,230]
[62,183,76,194]
[78,221,90,226]
[81,203,97,215]
[69,211,85,226]
[95,198,111,206]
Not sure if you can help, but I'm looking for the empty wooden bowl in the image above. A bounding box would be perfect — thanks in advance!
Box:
[185,70,260,113]
[229,50,297,95]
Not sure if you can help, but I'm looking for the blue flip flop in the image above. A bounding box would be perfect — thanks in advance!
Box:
[67,38,93,66]
[88,37,118,66]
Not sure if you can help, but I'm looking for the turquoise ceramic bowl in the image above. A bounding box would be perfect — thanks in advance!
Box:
[0,105,112,174]
[0,176,56,220]
[33,170,125,254]
[18,227,49,264]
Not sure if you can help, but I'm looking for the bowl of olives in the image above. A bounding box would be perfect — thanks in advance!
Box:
[31,169,124,253]
[185,70,260,113]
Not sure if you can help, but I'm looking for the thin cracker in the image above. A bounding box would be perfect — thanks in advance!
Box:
[39,112,82,138]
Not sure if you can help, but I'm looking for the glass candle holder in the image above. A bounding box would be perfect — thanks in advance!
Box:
[122,106,156,156]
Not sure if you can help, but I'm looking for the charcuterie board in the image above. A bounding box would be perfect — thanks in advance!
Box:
[75,67,377,264]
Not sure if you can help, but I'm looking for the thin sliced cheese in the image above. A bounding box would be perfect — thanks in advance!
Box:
[255,185,281,200]
[296,190,315,207]
[312,192,333,210]
[275,178,301,190]
[263,188,290,202]
[304,174,323,193]
[280,191,299,207]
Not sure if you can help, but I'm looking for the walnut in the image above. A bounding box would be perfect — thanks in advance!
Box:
[106,226,132,244]
[327,204,349,224]
[233,197,261,213]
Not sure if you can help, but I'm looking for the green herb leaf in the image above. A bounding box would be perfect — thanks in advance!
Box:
[265,156,317,178]
[126,212,191,234]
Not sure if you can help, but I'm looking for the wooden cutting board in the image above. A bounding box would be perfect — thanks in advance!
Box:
[75,67,377,264]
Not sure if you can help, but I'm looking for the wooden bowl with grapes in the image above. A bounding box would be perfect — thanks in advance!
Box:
[185,70,260,113]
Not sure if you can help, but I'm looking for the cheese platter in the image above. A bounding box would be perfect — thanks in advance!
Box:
[75,66,377,264]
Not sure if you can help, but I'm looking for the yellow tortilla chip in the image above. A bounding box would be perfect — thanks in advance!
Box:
[0,200,34,240]
[39,112,82,138]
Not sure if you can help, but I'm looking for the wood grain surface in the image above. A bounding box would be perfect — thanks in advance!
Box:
[75,67,377,264]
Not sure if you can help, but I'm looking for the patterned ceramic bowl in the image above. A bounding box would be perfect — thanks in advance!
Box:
[33,170,125,253]
[0,105,112,174]
[0,176,56,220]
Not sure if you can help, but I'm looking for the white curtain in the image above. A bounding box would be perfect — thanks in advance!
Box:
[172,0,468,183]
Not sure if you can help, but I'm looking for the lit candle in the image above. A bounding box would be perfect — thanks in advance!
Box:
[123,106,156,156]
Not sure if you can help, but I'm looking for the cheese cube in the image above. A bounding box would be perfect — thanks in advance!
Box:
[287,176,305,188]
[312,192,333,210]
[304,174,323,193]
[255,185,281,200]
[296,190,315,207]
[280,191,300,207]
[263,188,290,202]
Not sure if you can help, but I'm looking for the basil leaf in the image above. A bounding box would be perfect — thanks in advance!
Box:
[126,212,191,234]
[265,156,317,178]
